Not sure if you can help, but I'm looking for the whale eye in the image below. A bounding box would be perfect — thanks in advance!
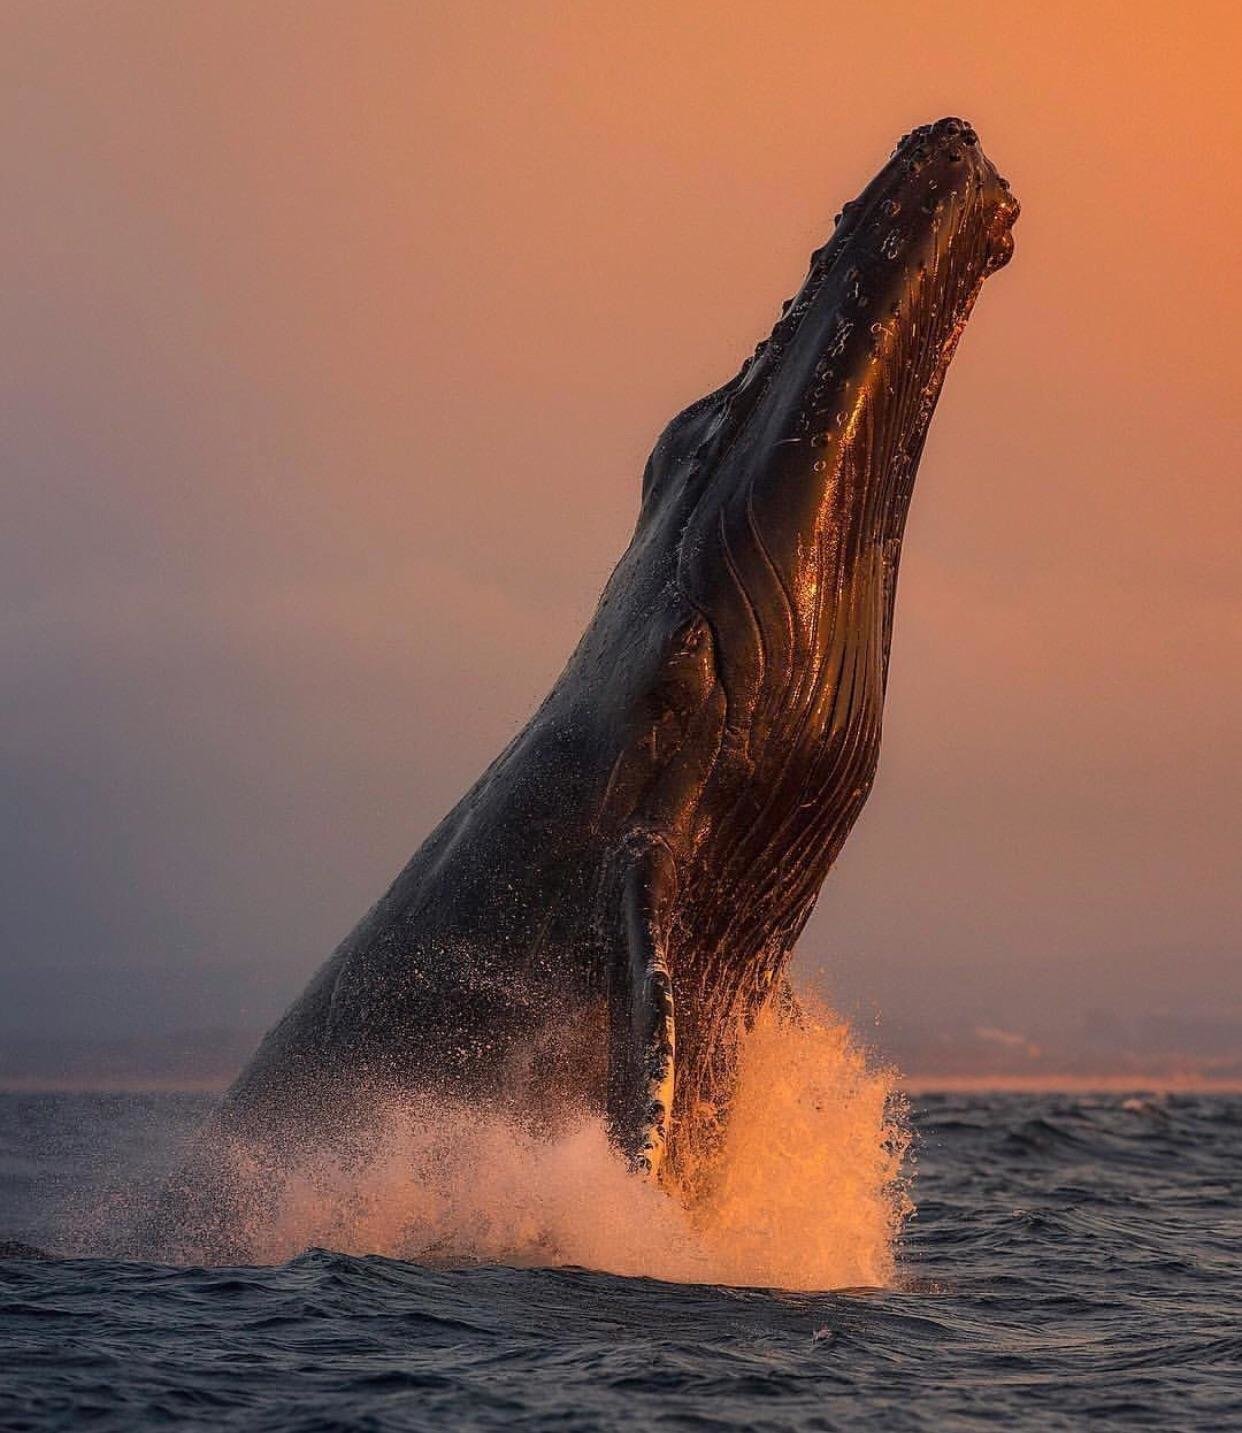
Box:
[670,615,709,662]
[659,616,715,707]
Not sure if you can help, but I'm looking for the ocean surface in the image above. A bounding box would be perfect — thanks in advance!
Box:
[0,1089,1238,1430]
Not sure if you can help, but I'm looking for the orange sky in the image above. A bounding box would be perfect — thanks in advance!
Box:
[2,2,1239,1050]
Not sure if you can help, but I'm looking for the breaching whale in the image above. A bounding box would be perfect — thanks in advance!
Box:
[157,118,1017,1252]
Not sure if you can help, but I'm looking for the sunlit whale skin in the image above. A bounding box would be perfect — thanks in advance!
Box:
[159,119,1016,1249]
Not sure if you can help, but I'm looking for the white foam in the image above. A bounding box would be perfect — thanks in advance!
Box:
[202,1000,911,1290]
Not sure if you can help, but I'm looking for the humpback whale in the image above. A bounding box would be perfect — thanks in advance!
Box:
[158,118,1017,1251]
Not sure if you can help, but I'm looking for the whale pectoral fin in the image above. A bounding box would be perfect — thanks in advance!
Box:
[607,838,677,1180]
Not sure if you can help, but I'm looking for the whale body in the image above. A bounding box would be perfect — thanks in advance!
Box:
[157,119,1017,1254]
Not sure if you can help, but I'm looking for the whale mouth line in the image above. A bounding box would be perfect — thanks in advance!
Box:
[632,124,1020,1165]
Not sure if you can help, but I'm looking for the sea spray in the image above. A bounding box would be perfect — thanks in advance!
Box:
[693,999,912,1288]
[149,1000,911,1289]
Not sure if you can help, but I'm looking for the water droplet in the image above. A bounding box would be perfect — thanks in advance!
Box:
[880,230,903,259]
[827,319,853,357]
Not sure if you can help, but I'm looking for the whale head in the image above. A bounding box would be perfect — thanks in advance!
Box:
[569,119,1017,1170]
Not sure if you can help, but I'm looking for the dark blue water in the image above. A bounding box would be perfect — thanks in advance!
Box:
[1,1092,1238,1430]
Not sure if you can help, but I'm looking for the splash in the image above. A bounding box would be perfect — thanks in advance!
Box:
[690,1002,913,1288]
[172,1000,911,1290]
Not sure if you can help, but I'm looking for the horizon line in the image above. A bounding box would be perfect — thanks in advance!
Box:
[3,1073,1240,1096]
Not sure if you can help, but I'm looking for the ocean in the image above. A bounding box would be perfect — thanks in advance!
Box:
[1,1087,1238,1430]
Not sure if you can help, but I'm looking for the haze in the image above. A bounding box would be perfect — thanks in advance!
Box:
[2,3,1239,1075]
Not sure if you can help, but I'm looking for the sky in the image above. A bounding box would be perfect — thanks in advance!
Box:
[2,2,1239,1061]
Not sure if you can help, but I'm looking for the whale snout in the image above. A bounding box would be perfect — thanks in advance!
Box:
[663,118,1022,633]
[891,116,1019,271]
